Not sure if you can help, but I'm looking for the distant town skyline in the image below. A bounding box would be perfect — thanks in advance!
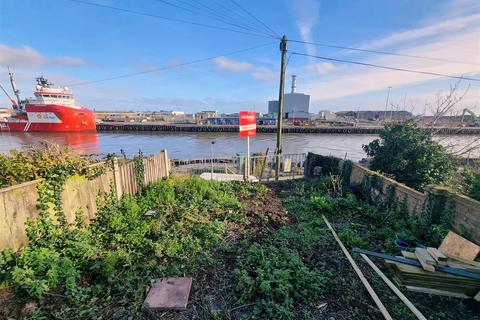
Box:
[0,0,479,115]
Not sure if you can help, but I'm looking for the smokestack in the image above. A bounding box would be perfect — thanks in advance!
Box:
[291,75,297,93]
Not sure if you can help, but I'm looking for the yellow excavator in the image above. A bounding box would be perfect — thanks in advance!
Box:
[460,108,479,127]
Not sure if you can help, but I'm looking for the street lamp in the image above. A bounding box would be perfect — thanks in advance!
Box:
[210,141,215,180]
[384,86,392,123]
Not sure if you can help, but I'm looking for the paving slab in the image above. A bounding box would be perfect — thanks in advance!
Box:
[144,277,193,310]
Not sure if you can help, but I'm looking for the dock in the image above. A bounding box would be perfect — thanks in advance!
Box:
[96,123,480,135]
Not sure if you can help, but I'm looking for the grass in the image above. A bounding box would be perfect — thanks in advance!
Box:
[0,175,479,319]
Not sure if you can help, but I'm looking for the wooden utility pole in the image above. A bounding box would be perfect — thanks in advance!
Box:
[275,35,288,181]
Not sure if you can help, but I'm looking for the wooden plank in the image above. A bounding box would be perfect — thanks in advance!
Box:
[427,247,447,262]
[353,248,480,280]
[439,231,480,261]
[405,286,471,299]
[444,253,480,268]
[415,248,436,272]
[360,254,427,320]
[322,216,393,320]
[402,251,417,260]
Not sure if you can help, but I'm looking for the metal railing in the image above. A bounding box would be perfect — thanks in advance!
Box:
[171,153,306,181]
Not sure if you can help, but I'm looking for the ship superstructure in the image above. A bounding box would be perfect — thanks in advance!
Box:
[0,68,96,132]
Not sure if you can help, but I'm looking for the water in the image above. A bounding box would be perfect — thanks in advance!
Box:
[1,131,478,161]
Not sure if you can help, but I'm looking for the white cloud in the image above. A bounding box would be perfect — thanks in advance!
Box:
[361,13,480,50]
[0,44,88,68]
[215,56,251,72]
[0,45,45,68]
[50,56,88,67]
[302,11,480,114]
[290,0,324,74]
[312,62,335,75]
[214,56,275,80]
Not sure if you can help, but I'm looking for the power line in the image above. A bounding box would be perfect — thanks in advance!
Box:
[289,39,480,66]
[171,0,274,37]
[229,0,280,38]
[211,0,268,32]
[152,0,194,13]
[212,0,272,35]
[291,52,480,82]
[64,0,275,39]
[68,42,276,86]
[190,0,274,37]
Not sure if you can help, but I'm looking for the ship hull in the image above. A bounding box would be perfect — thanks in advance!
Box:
[0,104,96,132]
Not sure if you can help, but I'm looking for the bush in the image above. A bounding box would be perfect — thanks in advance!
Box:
[363,120,456,191]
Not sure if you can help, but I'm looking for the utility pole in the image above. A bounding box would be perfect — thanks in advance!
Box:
[275,35,288,181]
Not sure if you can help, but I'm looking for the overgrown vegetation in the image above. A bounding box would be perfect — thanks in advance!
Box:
[1,169,478,319]
[363,120,456,191]
[461,167,480,201]
[0,142,96,188]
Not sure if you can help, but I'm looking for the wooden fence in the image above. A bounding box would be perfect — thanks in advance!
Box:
[0,150,170,250]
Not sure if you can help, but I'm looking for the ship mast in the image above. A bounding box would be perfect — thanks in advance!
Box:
[0,83,18,109]
[8,66,22,111]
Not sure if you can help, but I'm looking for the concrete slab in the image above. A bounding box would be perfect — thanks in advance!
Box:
[144,277,193,310]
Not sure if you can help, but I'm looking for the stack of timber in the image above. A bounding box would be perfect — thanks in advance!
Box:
[387,231,480,299]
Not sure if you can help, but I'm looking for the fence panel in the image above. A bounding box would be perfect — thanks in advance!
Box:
[171,153,306,181]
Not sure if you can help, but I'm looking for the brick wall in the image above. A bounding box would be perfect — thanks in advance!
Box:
[304,153,480,244]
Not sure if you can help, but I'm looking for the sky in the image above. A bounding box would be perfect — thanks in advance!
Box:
[0,0,479,115]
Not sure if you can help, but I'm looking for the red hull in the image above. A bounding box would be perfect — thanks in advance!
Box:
[0,104,96,132]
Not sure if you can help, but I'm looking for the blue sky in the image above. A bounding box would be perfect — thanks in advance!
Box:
[0,0,479,114]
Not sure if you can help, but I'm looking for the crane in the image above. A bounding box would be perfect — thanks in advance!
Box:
[460,108,479,127]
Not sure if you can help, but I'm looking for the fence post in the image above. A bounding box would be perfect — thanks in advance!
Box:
[112,157,123,200]
[163,149,170,178]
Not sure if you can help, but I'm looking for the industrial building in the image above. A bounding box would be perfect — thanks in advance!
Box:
[268,75,310,121]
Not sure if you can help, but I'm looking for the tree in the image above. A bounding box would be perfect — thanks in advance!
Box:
[363,120,456,191]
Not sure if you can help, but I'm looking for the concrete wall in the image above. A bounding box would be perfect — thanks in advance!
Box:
[0,151,170,250]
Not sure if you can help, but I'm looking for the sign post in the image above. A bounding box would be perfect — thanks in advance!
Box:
[239,111,256,180]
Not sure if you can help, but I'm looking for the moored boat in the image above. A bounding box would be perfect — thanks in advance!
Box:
[0,68,96,132]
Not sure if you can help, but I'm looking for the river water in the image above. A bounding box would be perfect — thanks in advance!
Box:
[1,131,478,161]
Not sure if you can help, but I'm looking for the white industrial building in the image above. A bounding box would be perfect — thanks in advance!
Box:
[268,75,310,120]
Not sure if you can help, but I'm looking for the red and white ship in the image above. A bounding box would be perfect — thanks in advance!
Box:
[0,68,96,132]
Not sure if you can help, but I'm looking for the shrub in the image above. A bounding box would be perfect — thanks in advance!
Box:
[363,120,456,191]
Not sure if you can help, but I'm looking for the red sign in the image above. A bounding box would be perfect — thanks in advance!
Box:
[239,111,256,137]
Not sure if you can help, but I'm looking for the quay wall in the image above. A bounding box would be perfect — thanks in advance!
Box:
[96,123,480,135]
[0,151,170,250]
[305,153,480,244]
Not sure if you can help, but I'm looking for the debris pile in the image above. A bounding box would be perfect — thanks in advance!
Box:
[356,231,480,301]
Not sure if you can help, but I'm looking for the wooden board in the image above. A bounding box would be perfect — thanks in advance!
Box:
[322,216,393,320]
[405,286,471,299]
[402,251,417,260]
[415,248,435,271]
[361,254,427,320]
[427,247,447,263]
[439,231,480,261]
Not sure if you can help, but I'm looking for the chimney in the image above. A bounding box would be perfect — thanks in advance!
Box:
[291,75,297,93]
